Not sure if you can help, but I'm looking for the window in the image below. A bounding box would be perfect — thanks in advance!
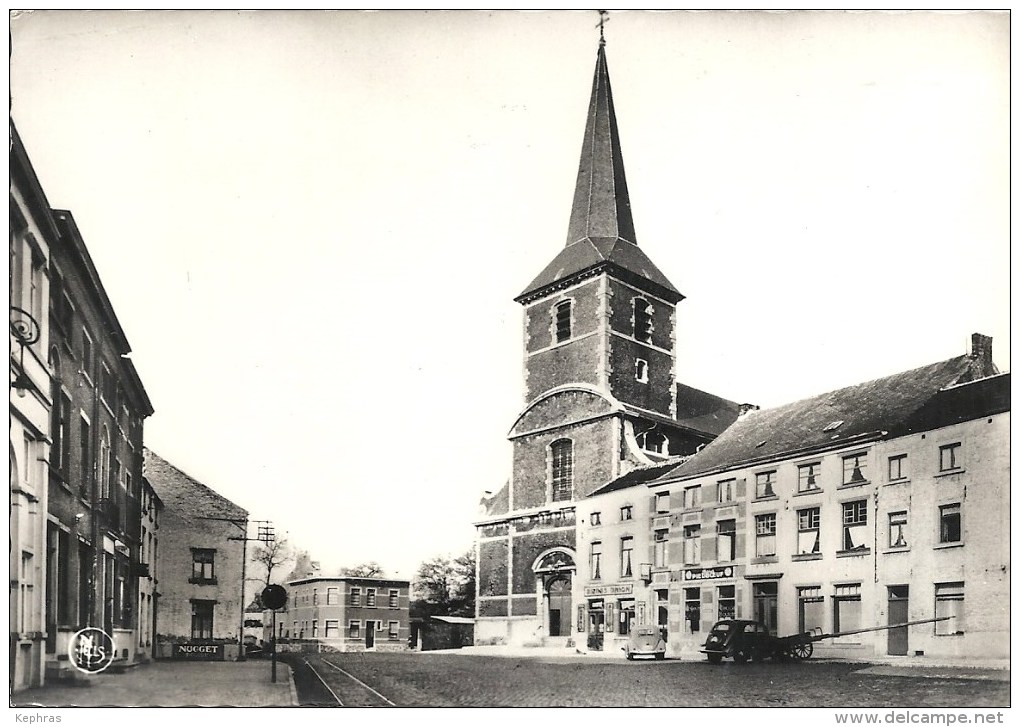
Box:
[191,549,216,583]
[939,443,962,472]
[683,525,701,565]
[888,454,908,481]
[98,428,111,500]
[191,600,214,640]
[349,620,361,638]
[100,363,116,408]
[620,537,634,578]
[57,393,72,476]
[312,589,318,605]
[843,453,868,484]
[388,621,400,640]
[389,590,399,608]
[798,586,824,633]
[639,431,667,454]
[81,329,93,380]
[684,588,701,633]
[755,514,777,557]
[325,620,339,638]
[550,439,573,502]
[718,585,736,620]
[717,478,735,504]
[833,584,861,635]
[635,358,648,383]
[683,485,701,510]
[312,620,319,638]
[934,583,965,635]
[327,588,339,605]
[554,300,572,343]
[653,529,668,568]
[590,511,601,526]
[367,588,377,607]
[618,599,635,636]
[888,511,908,548]
[797,508,821,554]
[18,552,34,633]
[716,520,736,562]
[633,298,653,343]
[939,504,962,543]
[590,541,602,580]
[841,500,869,551]
[655,491,670,513]
[620,505,633,521]
[755,471,776,498]
[79,416,91,499]
[351,587,361,606]
[798,462,821,492]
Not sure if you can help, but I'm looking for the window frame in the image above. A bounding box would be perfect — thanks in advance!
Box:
[934,582,965,635]
[349,620,361,638]
[654,491,670,514]
[635,358,648,383]
[554,299,572,344]
[350,587,361,607]
[717,478,736,504]
[682,485,701,510]
[716,519,737,562]
[388,620,400,640]
[888,454,908,482]
[755,470,777,499]
[389,589,399,608]
[590,511,601,526]
[755,513,777,557]
[590,541,603,580]
[620,536,634,578]
[190,599,214,640]
[633,297,653,343]
[620,505,633,521]
[717,585,736,620]
[842,453,869,485]
[683,524,701,565]
[797,507,821,555]
[190,548,216,584]
[366,588,377,607]
[549,439,574,503]
[939,443,962,472]
[888,511,909,549]
[797,462,821,492]
[841,500,869,552]
[938,503,962,544]
[653,529,668,569]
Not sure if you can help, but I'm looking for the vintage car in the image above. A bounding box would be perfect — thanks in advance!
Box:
[624,626,667,660]
[701,619,777,663]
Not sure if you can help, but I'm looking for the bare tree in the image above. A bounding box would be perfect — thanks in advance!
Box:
[250,535,295,593]
[340,561,385,578]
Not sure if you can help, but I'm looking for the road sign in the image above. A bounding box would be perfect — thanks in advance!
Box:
[261,584,288,610]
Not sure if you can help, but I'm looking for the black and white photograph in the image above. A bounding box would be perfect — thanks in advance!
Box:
[8,8,1009,716]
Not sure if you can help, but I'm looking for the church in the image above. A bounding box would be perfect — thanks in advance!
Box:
[473,37,742,648]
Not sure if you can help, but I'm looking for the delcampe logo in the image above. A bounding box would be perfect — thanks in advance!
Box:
[68,627,116,674]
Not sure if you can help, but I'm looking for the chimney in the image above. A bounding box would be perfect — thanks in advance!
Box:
[970,333,993,365]
[738,403,759,419]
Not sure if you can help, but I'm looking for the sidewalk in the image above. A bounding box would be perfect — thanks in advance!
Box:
[12,660,298,708]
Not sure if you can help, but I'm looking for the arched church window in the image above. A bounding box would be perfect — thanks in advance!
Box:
[633,298,653,343]
[550,439,574,502]
[554,300,572,343]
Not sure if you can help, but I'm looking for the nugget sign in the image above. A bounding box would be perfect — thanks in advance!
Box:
[172,643,225,660]
[69,627,116,674]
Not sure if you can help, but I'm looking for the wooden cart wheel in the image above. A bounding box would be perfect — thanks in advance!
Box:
[791,642,813,660]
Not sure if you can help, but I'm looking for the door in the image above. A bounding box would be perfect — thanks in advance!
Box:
[887,586,909,656]
[753,582,779,634]
[547,577,571,637]
[587,608,604,650]
[365,621,375,649]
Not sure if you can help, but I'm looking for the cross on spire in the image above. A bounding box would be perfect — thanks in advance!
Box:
[597,10,609,46]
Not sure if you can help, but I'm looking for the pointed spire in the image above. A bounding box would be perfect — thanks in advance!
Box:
[565,42,637,247]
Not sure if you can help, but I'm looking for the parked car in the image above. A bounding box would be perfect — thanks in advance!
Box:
[624,626,666,660]
[701,619,776,663]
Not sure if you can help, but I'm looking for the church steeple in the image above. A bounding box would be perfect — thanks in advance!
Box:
[517,40,682,305]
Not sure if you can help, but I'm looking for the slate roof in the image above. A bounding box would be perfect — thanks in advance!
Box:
[143,449,247,521]
[644,353,998,484]
[517,44,681,304]
[588,457,690,497]
[675,383,742,438]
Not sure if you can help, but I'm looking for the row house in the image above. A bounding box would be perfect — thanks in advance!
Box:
[574,336,1007,662]
[137,477,163,661]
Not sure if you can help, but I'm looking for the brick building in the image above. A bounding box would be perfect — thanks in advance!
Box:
[136,477,162,661]
[474,40,739,647]
[143,450,248,661]
[281,577,410,652]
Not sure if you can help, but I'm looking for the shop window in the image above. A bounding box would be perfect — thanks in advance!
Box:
[717,478,735,504]
[798,462,821,492]
[388,621,400,640]
[889,511,908,548]
[590,541,602,580]
[620,505,632,521]
[755,513,776,557]
[191,600,214,640]
[620,537,634,578]
[684,588,701,633]
[550,439,574,502]
[351,587,361,607]
[833,584,862,637]
[797,507,821,555]
[939,504,962,544]
[683,485,701,510]
[635,358,648,383]
[618,599,636,636]
[653,530,668,568]
[843,453,868,485]
[389,589,399,608]
[349,620,361,638]
[755,470,776,498]
[633,297,653,343]
[716,520,736,562]
[683,525,701,565]
[934,582,965,635]
[190,548,216,584]
[718,585,736,620]
[888,454,908,481]
[939,443,962,472]
[798,586,824,633]
[841,500,869,551]
[590,511,601,526]
[554,300,572,343]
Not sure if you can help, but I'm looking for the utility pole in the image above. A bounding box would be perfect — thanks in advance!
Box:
[227,519,276,661]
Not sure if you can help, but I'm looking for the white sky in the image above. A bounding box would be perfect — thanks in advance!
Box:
[9,10,1009,581]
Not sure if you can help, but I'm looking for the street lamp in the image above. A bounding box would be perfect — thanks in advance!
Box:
[10,306,41,397]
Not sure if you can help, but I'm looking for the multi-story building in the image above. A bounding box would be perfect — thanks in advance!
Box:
[10,123,56,690]
[283,577,410,652]
[136,477,163,661]
[474,38,739,648]
[143,449,248,661]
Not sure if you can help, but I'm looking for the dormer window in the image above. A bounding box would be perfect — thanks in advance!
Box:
[554,300,572,343]
[633,298,653,343]
[638,430,667,455]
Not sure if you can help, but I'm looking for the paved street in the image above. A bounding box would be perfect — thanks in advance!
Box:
[288,652,1010,708]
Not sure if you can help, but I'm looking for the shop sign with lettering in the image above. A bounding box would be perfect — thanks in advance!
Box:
[583,583,634,597]
[683,566,734,581]
[172,643,225,660]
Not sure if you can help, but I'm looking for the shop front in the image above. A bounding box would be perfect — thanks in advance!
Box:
[579,583,647,654]
[675,565,744,656]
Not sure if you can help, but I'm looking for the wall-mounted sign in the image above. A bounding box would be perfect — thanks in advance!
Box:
[584,583,634,597]
[683,566,734,581]
[172,643,225,660]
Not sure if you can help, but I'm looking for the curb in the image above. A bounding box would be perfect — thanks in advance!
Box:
[284,663,300,706]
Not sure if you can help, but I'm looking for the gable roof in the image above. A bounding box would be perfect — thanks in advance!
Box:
[143,449,247,521]
[675,383,742,438]
[588,457,690,498]
[643,353,997,484]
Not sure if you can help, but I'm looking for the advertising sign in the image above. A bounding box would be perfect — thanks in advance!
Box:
[683,566,734,581]
[583,583,634,597]
[172,643,225,660]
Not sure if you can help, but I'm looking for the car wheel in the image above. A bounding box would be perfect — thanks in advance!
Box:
[733,649,750,664]
[626,653,634,661]
[707,653,723,664]
[655,652,664,660]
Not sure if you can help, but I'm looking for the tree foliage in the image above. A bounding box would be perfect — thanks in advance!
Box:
[412,550,475,618]
[340,561,385,577]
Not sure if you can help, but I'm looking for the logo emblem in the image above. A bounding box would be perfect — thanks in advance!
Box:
[68,627,116,674]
